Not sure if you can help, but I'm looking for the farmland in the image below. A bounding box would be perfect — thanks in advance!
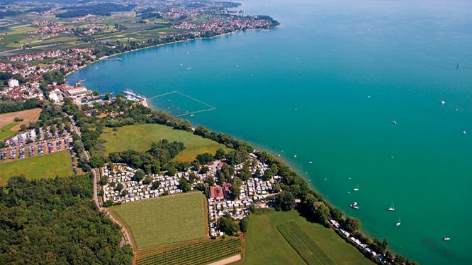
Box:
[278,222,334,265]
[136,238,241,265]
[110,192,207,249]
[0,150,74,186]
[240,211,373,265]
[100,124,228,162]
[0,108,42,129]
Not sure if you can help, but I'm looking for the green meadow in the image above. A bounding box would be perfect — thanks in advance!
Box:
[0,151,74,186]
[0,122,19,141]
[100,124,228,162]
[240,211,373,265]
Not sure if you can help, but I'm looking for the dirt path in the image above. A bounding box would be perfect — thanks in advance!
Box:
[92,168,136,263]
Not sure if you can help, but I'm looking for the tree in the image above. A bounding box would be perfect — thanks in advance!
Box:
[254,169,262,178]
[200,166,209,174]
[166,166,177,176]
[343,217,361,233]
[89,156,105,168]
[263,169,274,181]
[239,162,251,181]
[179,177,191,192]
[219,164,234,183]
[196,153,214,165]
[205,175,215,186]
[331,208,345,221]
[274,191,295,211]
[393,255,406,265]
[230,185,240,200]
[142,176,153,185]
[134,169,145,182]
[218,216,239,236]
[189,172,198,183]
[115,183,123,192]
[312,201,330,224]
[151,181,161,190]
[270,164,278,175]
[239,217,249,233]
[372,238,388,254]
[214,148,226,159]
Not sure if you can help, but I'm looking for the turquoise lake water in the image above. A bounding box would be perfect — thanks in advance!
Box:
[68,0,472,263]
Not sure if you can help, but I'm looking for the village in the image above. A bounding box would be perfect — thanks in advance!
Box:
[101,153,277,237]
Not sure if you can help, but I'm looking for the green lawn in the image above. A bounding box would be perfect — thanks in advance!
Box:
[0,122,18,141]
[110,192,207,249]
[240,211,373,265]
[100,124,228,162]
[0,151,74,186]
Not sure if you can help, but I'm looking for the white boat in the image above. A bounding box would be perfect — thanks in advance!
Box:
[350,202,359,210]
[309,161,313,164]
[387,203,395,211]
[395,219,401,227]
[392,120,397,125]
[443,237,451,241]
[353,186,360,191]
[463,130,467,135]
[441,100,446,105]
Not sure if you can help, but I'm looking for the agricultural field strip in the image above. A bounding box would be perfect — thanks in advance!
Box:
[136,238,241,265]
[277,222,335,265]
[111,192,206,249]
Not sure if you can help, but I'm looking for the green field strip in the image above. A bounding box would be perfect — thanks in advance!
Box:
[277,222,335,265]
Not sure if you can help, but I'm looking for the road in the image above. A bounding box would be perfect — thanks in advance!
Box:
[91,167,135,250]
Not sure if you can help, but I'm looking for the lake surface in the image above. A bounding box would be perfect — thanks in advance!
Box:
[68,0,472,263]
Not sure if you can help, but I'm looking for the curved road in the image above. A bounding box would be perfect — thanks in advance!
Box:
[91,165,135,250]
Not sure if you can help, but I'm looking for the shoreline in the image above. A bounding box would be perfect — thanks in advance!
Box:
[65,28,271,80]
[66,26,408,265]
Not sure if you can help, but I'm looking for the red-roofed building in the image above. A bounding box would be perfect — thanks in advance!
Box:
[209,186,224,200]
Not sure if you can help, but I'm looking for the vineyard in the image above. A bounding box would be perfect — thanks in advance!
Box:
[136,238,242,265]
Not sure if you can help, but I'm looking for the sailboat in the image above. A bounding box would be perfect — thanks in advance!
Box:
[387,203,395,211]
[395,219,401,227]
[350,202,359,210]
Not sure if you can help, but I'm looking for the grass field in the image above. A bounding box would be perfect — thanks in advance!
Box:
[0,122,19,141]
[136,238,241,265]
[0,151,74,186]
[100,124,228,162]
[240,211,373,265]
[278,222,335,265]
[0,108,42,140]
[110,192,207,249]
